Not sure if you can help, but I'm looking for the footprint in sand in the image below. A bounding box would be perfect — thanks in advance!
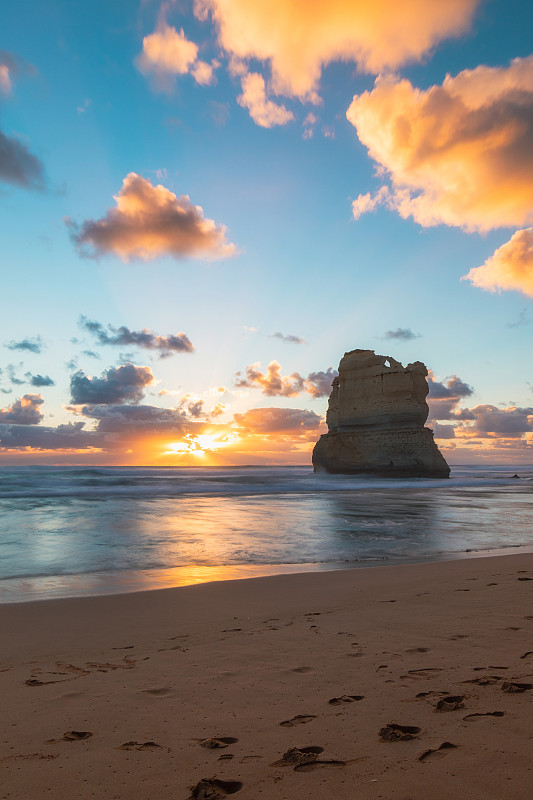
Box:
[25,662,90,686]
[501,681,533,693]
[328,695,364,705]
[280,714,316,728]
[140,687,173,697]
[271,747,349,772]
[271,746,324,767]
[290,666,312,674]
[463,711,505,721]
[188,778,242,799]
[405,647,430,654]
[195,737,239,749]
[117,741,166,751]
[46,731,93,744]
[464,675,503,686]
[379,724,421,742]
[435,695,465,712]
[419,742,458,762]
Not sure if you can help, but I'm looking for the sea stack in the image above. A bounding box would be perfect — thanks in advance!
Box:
[312,349,450,477]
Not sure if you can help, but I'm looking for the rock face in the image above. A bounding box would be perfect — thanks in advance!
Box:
[312,349,450,477]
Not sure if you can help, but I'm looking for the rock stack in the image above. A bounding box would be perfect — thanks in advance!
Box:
[312,349,450,477]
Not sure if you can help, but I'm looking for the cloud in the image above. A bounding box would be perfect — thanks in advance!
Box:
[80,403,190,434]
[5,336,43,353]
[67,173,237,262]
[80,316,195,357]
[351,186,389,220]
[137,23,217,90]
[463,228,533,299]
[305,368,338,398]
[70,363,154,405]
[236,361,304,396]
[0,129,46,191]
[233,407,323,434]
[0,421,101,451]
[507,310,531,329]
[25,373,55,387]
[346,56,533,232]
[431,422,456,439]
[191,59,217,86]
[427,372,474,421]
[237,72,294,128]
[235,361,337,398]
[0,50,37,94]
[270,332,307,345]
[0,394,44,424]
[383,328,420,341]
[456,405,533,438]
[195,0,479,99]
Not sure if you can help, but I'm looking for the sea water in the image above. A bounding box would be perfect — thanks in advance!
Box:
[0,464,532,602]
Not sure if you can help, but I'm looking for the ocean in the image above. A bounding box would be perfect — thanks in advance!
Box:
[0,464,532,603]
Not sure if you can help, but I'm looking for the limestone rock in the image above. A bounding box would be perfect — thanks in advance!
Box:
[312,349,449,477]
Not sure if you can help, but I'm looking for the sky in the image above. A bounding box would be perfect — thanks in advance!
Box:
[0,0,532,466]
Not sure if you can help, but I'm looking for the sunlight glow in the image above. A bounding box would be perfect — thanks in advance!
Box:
[164,432,240,455]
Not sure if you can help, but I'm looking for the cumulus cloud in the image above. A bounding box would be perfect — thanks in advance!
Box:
[463,228,533,299]
[80,316,195,357]
[195,0,479,99]
[236,361,304,397]
[5,336,43,354]
[235,361,337,398]
[427,372,474,421]
[431,422,456,439]
[0,129,45,191]
[0,51,45,191]
[0,421,101,451]
[70,363,154,405]
[67,173,237,262]
[80,403,190,434]
[0,394,44,424]
[137,23,217,90]
[347,56,533,232]
[351,186,389,220]
[270,332,307,345]
[305,368,337,398]
[233,407,323,434]
[383,328,421,341]
[25,373,54,387]
[457,405,533,439]
[237,72,294,128]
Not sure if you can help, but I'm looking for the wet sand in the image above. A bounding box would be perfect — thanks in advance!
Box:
[1,553,532,799]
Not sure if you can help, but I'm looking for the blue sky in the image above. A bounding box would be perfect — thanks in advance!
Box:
[1,0,532,464]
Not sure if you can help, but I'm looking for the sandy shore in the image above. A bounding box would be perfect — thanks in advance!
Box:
[1,554,532,800]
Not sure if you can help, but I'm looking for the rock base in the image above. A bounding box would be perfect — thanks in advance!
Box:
[312,427,450,478]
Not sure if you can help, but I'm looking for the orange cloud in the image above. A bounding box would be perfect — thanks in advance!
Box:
[236,361,304,396]
[463,228,533,299]
[195,0,479,99]
[67,173,237,262]
[347,56,533,232]
[237,72,294,128]
[137,23,216,90]
[235,362,336,398]
[234,407,324,435]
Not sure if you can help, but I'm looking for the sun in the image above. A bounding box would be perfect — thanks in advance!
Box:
[164,432,240,456]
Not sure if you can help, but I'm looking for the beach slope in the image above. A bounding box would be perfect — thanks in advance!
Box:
[1,554,532,799]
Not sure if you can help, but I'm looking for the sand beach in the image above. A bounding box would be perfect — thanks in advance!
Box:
[1,553,533,799]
